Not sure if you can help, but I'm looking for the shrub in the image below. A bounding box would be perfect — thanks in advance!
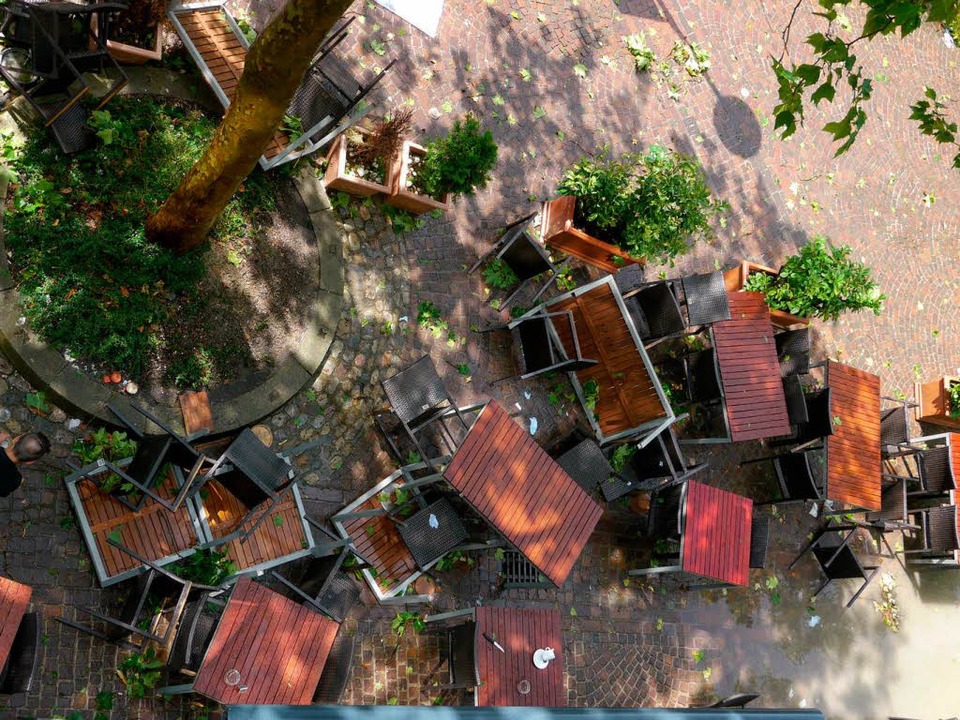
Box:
[352,107,414,168]
[558,145,724,264]
[743,236,885,321]
[948,381,960,418]
[415,114,498,198]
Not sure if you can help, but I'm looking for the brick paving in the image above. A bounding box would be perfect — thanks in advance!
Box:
[3,0,960,718]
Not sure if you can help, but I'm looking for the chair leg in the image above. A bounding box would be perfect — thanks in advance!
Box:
[846,567,881,608]
[811,577,832,599]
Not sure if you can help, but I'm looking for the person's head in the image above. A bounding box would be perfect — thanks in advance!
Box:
[12,432,50,463]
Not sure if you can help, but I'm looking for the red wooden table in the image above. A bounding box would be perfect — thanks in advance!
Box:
[682,481,752,586]
[192,577,339,704]
[475,607,565,707]
[711,291,790,442]
[444,401,604,586]
[0,576,32,670]
[825,360,882,511]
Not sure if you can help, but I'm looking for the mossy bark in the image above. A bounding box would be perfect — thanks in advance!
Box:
[146,0,352,253]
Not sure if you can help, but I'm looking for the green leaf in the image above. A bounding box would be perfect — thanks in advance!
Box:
[573,63,588,79]
[811,81,836,105]
[533,106,547,119]
[569,607,578,617]
[226,250,243,266]
[273,514,284,528]
[108,530,122,545]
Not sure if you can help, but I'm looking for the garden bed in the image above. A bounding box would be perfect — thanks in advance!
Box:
[3,96,318,400]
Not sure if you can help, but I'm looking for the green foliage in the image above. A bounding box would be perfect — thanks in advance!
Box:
[417,300,449,337]
[118,648,164,699]
[72,428,138,465]
[948,380,960,418]
[743,236,885,321]
[910,87,960,168]
[624,32,656,72]
[582,379,600,418]
[558,146,724,264]
[282,114,304,141]
[609,443,636,474]
[168,347,215,390]
[483,257,519,289]
[5,97,278,380]
[415,114,499,197]
[383,204,425,235]
[771,0,959,157]
[434,549,475,571]
[25,390,49,413]
[170,548,236,586]
[390,611,425,638]
[670,41,710,77]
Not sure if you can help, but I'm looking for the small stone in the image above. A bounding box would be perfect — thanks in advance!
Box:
[66,418,82,431]
[125,382,138,395]
[0,355,12,375]
[48,407,67,423]
[428,107,441,118]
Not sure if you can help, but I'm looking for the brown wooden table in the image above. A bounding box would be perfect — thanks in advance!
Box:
[682,480,752,586]
[444,401,604,586]
[0,576,32,671]
[711,291,790,442]
[475,607,565,707]
[544,275,671,443]
[192,577,339,704]
[825,360,882,511]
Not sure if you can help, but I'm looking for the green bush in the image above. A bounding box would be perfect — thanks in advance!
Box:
[949,381,960,418]
[558,145,724,264]
[743,236,885,321]
[5,97,278,380]
[415,114,498,198]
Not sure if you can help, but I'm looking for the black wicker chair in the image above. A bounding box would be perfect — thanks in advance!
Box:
[789,524,880,608]
[771,388,833,448]
[313,628,356,703]
[469,213,566,307]
[775,328,811,378]
[782,375,810,427]
[375,355,472,468]
[624,427,707,496]
[646,480,687,540]
[679,271,731,327]
[270,551,362,623]
[749,516,771,569]
[623,281,686,347]
[556,437,617,500]
[906,505,960,558]
[744,449,823,505]
[683,349,723,404]
[864,478,910,530]
[430,620,479,691]
[909,446,955,498]
[0,611,40,694]
[166,595,224,677]
[492,311,598,383]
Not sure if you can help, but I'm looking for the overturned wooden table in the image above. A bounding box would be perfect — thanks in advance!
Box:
[0,576,32,672]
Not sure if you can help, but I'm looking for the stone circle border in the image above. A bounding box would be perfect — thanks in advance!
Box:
[0,72,344,435]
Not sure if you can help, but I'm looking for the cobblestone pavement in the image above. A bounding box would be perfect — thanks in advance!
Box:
[4,0,960,718]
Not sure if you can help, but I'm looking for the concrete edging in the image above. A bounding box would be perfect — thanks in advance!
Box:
[0,75,344,434]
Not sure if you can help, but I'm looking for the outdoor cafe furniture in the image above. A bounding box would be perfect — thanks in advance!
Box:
[903,504,960,567]
[775,328,811,378]
[57,541,221,654]
[424,606,566,706]
[618,271,732,334]
[743,449,824,506]
[161,576,340,703]
[375,355,474,468]
[621,281,686,347]
[536,275,675,446]
[789,522,881,607]
[880,396,920,458]
[443,401,604,587]
[0,576,39,695]
[488,310,598,382]
[629,479,754,588]
[680,290,790,444]
[468,212,567,308]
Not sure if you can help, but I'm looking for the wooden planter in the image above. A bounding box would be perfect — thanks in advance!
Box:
[385,141,450,214]
[539,196,641,273]
[723,260,811,329]
[915,376,960,430]
[91,15,164,65]
[322,130,393,197]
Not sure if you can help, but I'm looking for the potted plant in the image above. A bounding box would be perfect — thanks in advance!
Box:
[723,260,810,328]
[386,113,498,215]
[732,236,885,327]
[71,427,142,500]
[323,109,413,197]
[93,0,167,64]
[915,376,960,429]
[552,145,725,272]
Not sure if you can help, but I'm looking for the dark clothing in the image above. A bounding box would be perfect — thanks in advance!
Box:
[0,451,22,497]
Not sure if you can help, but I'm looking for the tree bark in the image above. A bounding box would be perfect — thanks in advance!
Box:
[146,0,353,253]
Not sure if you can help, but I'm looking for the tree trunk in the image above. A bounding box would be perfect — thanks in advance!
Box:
[146,0,353,253]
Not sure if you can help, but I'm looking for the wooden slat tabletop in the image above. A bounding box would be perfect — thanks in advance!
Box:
[825,360,882,511]
[681,481,752,586]
[193,577,338,704]
[712,291,790,441]
[0,576,31,669]
[549,280,667,436]
[444,402,603,586]
[475,607,565,707]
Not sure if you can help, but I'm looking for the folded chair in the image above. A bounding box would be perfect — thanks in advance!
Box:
[313,628,357,703]
[677,271,732,327]
[166,595,225,677]
[645,479,687,541]
[422,609,480,692]
[622,281,686,348]
[742,449,823,505]
[0,611,40,694]
[489,310,598,383]
[749,516,770,569]
[556,437,620,500]
[56,542,221,653]
[905,505,960,560]
[469,213,567,308]
[789,524,881,607]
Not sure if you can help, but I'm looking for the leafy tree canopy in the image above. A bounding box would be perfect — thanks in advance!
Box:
[772,0,960,165]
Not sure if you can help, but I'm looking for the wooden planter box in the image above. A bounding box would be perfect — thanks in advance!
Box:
[323,131,393,197]
[91,14,164,65]
[385,141,449,214]
[539,196,641,273]
[915,376,960,430]
[723,260,810,329]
